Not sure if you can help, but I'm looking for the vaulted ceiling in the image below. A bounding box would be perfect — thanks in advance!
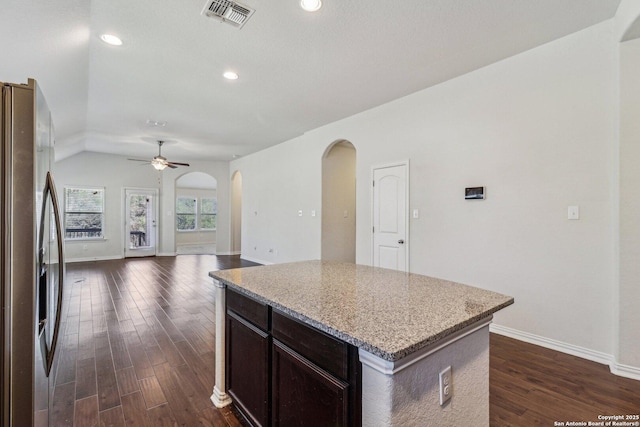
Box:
[1,0,621,162]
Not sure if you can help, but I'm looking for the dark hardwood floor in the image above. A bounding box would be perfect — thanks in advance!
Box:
[54,255,258,426]
[53,255,639,426]
[490,334,640,426]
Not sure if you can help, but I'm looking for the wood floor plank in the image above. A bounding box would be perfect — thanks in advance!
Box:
[174,340,215,392]
[153,362,198,426]
[115,367,140,397]
[50,382,76,427]
[146,403,178,427]
[107,319,133,371]
[77,320,95,360]
[98,405,125,427]
[172,363,215,412]
[74,396,99,427]
[94,332,121,411]
[120,392,152,427]
[124,330,155,380]
[76,357,97,399]
[138,375,167,409]
[56,333,79,385]
[198,406,233,426]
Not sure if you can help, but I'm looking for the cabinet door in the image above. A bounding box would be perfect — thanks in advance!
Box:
[272,340,349,427]
[227,311,270,427]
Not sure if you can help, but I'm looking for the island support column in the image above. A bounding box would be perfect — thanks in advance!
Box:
[359,317,492,427]
[211,279,233,408]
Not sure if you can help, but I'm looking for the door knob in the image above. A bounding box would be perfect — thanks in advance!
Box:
[398,239,404,244]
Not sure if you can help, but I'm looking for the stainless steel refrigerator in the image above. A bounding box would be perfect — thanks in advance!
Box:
[1,79,65,426]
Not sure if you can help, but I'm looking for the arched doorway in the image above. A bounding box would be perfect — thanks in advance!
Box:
[231,171,243,255]
[321,140,356,262]
[175,172,218,254]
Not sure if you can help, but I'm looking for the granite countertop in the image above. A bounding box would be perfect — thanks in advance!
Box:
[210,260,513,362]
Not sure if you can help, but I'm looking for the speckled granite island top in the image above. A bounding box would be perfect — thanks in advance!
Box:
[209,260,513,362]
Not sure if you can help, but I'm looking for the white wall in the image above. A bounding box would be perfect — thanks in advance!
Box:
[231,171,242,254]
[616,0,640,371]
[55,152,230,260]
[231,21,621,366]
[54,152,159,261]
[232,140,324,264]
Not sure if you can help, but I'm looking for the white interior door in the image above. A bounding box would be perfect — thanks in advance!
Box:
[372,163,408,272]
[124,188,158,257]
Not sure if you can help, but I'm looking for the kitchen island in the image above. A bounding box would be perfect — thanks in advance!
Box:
[209,260,513,426]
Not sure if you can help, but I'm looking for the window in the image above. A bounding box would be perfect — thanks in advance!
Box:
[176,197,197,231]
[64,187,105,239]
[176,196,217,231]
[200,198,217,230]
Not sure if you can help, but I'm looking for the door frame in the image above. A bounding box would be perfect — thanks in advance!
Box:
[123,187,159,257]
[370,160,410,272]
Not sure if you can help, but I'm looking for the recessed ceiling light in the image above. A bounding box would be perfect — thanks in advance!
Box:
[300,0,322,12]
[146,119,167,127]
[223,71,239,80]
[100,34,123,46]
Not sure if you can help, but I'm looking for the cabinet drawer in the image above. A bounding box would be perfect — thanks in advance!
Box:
[272,310,348,380]
[227,288,269,331]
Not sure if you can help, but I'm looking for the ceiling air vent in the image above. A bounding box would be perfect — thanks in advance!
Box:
[201,0,255,29]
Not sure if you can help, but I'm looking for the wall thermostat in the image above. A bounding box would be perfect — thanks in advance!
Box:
[465,187,485,200]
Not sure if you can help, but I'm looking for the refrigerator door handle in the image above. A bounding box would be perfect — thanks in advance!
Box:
[40,171,65,376]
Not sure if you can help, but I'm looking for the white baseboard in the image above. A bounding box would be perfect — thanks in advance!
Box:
[157,252,177,257]
[213,251,239,256]
[490,324,640,381]
[240,255,272,265]
[66,255,122,263]
[610,361,640,380]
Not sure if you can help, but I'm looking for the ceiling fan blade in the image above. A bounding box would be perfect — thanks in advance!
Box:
[168,162,190,167]
[166,164,178,169]
[128,158,150,162]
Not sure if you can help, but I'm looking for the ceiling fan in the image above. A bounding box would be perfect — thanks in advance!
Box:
[128,140,190,170]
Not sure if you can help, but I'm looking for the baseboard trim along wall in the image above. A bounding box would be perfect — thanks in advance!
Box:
[240,255,273,265]
[66,255,123,263]
[212,250,239,256]
[490,324,640,381]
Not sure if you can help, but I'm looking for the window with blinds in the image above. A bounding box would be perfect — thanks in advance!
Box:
[64,187,105,239]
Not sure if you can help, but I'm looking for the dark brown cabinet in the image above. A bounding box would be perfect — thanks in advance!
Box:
[226,311,270,427]
[272,340,349,426]
[225,288,360,427]
[226,289,271,426]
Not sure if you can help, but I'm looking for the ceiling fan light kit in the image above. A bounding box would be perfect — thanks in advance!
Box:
[128,140,190,171]
[152,157,168,170]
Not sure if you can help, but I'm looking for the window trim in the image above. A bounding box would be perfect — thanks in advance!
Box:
[64,186,105,241]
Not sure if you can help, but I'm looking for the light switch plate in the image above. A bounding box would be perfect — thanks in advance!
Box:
[568,206,579,220]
